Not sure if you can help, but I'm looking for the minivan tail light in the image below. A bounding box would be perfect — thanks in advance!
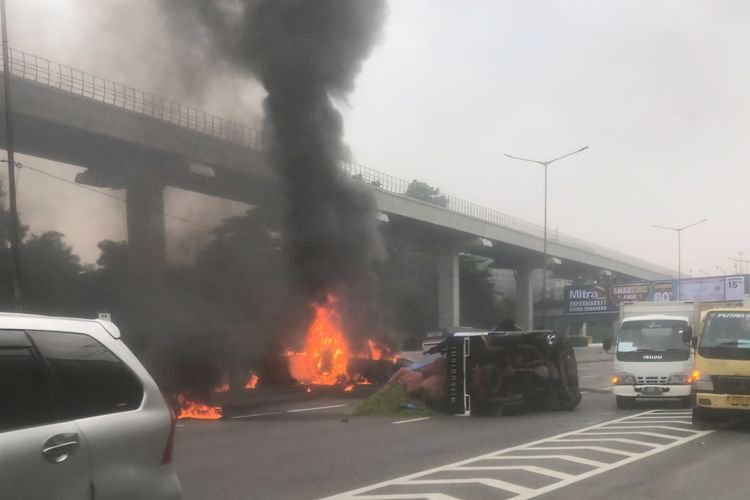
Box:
[161,401,177,465]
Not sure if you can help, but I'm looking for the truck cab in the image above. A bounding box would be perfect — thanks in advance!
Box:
[692,309,750,422]
[612,313,694,408]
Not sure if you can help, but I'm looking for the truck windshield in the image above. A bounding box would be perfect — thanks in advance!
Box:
[617,320,690,362]
[699,312,750,360]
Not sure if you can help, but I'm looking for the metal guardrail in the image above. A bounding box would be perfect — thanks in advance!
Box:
[343,160,544,236]
[1,48,263,149]
[0,48,671,276]
[342,161,672,275]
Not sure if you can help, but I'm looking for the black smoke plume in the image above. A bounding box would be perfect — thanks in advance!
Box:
[167,1,392,352]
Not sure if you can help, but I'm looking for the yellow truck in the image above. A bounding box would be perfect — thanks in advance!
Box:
[691,308,750,422]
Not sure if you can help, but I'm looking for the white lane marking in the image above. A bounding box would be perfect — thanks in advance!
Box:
[454,465,574,480]
[579,375,599,380]
[579,430,681,440]
[320,411,647,498]
[630,415,691,419]
[175,424,185,428]
[321,410,713,500]
[529,445,638,457]
[392,417,432,424]
[553,437,661,448]
[488,455,608,468]
[397,479,532,496]
[286,404,347,413]
[598,425,697,433]
[352,495,460,500]
[612,420,692,425]
[514,430,711,499]
[232,404,347,419]
[231,411,283,419]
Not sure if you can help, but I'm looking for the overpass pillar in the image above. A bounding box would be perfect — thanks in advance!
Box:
[437,252,460,328]
[515,264,534,330]
[126,174,166,288]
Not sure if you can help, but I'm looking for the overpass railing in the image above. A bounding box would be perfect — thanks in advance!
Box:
[342,161,671,274]
[1,48,263,149]
[0,48,670,276]
[343,161,546,237]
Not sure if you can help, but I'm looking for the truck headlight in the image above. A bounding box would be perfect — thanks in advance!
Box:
[667,373,690,384]
[612,372,636,385]
[689,370,714,392]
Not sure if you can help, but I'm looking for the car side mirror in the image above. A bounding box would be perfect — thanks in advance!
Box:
[691,336,698,348]
[682,326,693,344]
[602,337,612,353]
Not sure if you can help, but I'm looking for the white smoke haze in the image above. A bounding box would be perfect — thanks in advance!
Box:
[6,0,750,274]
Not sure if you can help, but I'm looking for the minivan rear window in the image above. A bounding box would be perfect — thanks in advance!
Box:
[0,347,56,432]
[29,331,143,419]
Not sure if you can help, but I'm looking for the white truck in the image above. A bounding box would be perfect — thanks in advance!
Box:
[611,301,698,409]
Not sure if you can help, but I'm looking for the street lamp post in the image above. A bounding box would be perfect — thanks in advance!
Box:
[504,146,589,327]
[729,253,750,274]
[0,0,22,311]
[651,219,707,300]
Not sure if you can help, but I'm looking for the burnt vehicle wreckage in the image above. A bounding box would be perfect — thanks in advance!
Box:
[424,326,582,416]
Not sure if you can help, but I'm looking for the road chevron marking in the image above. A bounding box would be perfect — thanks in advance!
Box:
[452,465,574,480]
[552,437,661,447]
[350,495,460,500]
[527,445,638,457]
[487,455,608,467]
[396,479,532,495]
[578,430,681,439]
[595,425,698,433]
[319,410,713,500]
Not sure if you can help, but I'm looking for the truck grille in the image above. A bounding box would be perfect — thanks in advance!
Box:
[712,376,750,395]
[636,376,668,385]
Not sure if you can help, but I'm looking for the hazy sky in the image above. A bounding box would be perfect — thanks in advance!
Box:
[5,1,750,275]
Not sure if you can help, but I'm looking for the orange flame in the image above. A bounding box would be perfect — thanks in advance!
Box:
[213,372,230,393]
[288,295,349,385]
[367,339,383,360]
[367,338,398,362]
[344,383,354,392]
[245,372,259,390]
[176,394,222,420]
[285,294,398,388]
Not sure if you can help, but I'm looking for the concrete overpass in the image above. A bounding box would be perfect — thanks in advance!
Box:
[0,48,674,328]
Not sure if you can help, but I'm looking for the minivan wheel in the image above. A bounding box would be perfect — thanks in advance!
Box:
[616,396,635,409]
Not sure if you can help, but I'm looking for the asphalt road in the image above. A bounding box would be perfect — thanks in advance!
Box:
[174,356,750,499]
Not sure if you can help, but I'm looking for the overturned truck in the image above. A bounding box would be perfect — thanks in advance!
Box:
[413,329,581,415]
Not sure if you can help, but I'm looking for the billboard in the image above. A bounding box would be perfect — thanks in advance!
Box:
[678,275,746,302]
[725,275,746,301]
[648,281,674,302]
[562,276,748,316]
[563,286,618,315]
[610,283,650,305]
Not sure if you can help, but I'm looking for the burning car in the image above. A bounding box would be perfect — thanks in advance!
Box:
[427,328,582,415]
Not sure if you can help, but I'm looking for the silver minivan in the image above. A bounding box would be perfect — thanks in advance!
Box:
[0,313,182,500]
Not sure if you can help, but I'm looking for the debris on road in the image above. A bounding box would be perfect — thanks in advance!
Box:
[356,384,434,417]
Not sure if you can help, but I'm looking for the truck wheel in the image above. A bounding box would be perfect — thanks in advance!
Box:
[616,396,635,409]
[692,406,715,428]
